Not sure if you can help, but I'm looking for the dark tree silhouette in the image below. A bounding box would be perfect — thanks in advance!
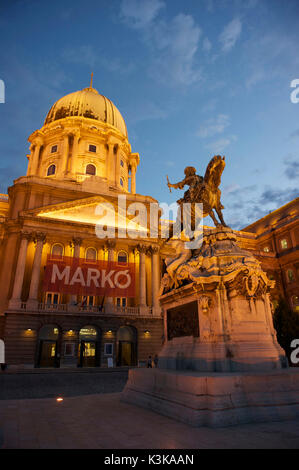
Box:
[273,298,299,366]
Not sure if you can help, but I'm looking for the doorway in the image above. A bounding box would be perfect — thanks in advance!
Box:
[78,326,100,367]
[117,326,137,366]
[37,325,60,368]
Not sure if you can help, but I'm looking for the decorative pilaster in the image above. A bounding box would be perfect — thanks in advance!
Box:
[131,165,136,194]
[69,131,80,175]
[60,133,70,176]
[151,245,160,315]
[106,143,115,185]
[27,232,46,309]
[138,244,147,308]
[115,145,121,187]
[69,237,82,305]
[8,231,32,309]
[105,240,116,310]
[29,137,43,176]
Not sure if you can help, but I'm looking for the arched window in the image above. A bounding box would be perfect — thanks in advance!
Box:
[117,251,128,265]
[47,164,56,176]
[86,164,96,175]
[51,243,64,259]
[120,177,124,187]
[86,247,97,261]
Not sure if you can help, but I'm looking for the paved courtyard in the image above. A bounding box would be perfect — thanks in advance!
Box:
[1,369,299,449]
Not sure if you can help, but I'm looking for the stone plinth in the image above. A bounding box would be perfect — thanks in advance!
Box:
[122,368,299,427]
[122,227,296,427]
[158,227,286,373]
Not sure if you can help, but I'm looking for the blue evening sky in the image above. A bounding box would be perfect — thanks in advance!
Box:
[0,0,298,229]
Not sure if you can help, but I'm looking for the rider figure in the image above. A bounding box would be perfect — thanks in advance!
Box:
[168,166,204,205]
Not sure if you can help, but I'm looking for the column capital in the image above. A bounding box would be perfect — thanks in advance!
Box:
[149,245,160,254]
[33,136,44,147]
[137,244,148,254]
[33,232,46,243]
[106,239,116,250]
[71,237,83,248]
[20,231,32,241]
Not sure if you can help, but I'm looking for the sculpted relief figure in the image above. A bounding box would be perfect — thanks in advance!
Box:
[167,155,228,240]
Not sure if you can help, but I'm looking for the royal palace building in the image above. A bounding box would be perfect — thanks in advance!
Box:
[0,82,298,368]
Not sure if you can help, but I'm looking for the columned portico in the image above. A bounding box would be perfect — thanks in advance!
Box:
[8,231,31,309]
[27,232,46,309]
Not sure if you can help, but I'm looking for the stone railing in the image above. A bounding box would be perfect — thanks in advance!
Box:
[19,302,155,317]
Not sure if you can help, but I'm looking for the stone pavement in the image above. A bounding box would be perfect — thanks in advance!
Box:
[1,392,299,449]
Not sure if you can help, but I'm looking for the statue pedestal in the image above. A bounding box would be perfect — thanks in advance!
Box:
[122,228,299,427]
[122,368,299,427]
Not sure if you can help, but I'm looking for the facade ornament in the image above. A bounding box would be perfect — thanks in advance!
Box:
[33,232,46,244]
[199,295,212,314]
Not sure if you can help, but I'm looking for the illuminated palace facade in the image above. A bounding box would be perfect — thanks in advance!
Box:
[0,83,298,368]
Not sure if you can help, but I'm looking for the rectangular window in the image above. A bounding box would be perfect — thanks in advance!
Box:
[104,343,113,356]
[51,145,58,153]
[89,144,97,153]
[116,297,127,308]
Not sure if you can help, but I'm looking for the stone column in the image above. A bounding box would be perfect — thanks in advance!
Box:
[151,246,160,315]
[26,144,34,176]
[115,145,121,187]
[27,232,46,309]
[60,134,70,176]
[8,232,31,309]
[131,165,136,194]
[69,132,80,175]
[69,237,82,305]
[105,240,116,311]
[29,138,43,176]
[106,143,114,185]
[138,244,147,309]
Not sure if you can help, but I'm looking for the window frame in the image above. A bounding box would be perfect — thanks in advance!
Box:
[88,144,97,153]
[47,164,56,177]
[86,163,96,176]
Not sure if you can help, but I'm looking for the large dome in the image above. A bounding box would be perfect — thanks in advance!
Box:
[44,86,128,137]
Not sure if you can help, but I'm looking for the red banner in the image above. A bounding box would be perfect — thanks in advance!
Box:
[43,255,135,297]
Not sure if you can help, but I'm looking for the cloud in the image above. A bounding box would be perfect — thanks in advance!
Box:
[283,156,299,180]
[219,18,242,52]
[205,138,232,154]
[120,0,165,29]
[148,13,202,85]
[119,3,202,86]
[259,187,299,206]
[62,45,135,76]
[202,37,212,52]
[290,128,299,138]
[196,114,230,138]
